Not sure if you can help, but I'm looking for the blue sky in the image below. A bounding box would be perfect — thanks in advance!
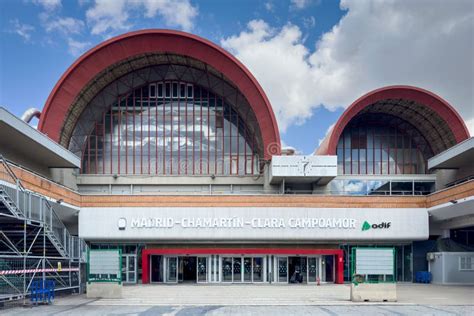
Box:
[1,0,472,154]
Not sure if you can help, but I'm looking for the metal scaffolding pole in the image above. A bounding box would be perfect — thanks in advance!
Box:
[0,157,88,305]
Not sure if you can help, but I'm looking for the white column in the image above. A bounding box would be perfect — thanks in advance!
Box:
[207,256,211,283]
[218,256,222,283]
[262,256,265,283]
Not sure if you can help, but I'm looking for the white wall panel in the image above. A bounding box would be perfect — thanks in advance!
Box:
[79,207,428,242]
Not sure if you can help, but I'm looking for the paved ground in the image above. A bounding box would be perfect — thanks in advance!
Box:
[2,284,474,315]
[4,304,474,315]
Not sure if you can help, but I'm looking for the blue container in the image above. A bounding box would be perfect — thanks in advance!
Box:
[30,279,55,304]
[415,271,431,283]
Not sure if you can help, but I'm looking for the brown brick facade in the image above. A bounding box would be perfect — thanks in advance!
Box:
[5,164,473,209]
[426,180,474,207]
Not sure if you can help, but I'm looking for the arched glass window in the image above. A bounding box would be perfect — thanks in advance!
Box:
[336,120,429,175]
[81,81,259,175]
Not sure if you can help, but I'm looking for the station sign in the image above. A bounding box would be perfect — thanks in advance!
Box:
[124,217,357,229]
[79,207,428,241]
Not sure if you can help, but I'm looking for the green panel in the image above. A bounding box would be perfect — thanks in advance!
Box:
[87,248,122,284]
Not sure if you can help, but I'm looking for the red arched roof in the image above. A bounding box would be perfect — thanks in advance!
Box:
[38,29,280,159]
[317,85,470,155]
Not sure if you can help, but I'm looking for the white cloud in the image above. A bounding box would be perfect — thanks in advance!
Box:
[280,139,302,155]
[222,20,317,132]
[318,123,334,147]
[310,0,474,133]
[139,0,198,31]
[32,0,61,11]
[264,1,274,12]
[290,0,312,10]
[222,0,474,136]
[465,118,474,135]
[33,4,87,55]
[10,19,35,42]
[86,0,130,35]
[44,17,85,35]
[302,16,316,29]
[86,0,198,36]
[67,38,91,57]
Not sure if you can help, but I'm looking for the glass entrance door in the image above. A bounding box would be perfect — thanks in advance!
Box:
[243,257,252,282]
[197,257,208,283]
[222,257,233,282]
[307,257,321,283]
[252,257,264,282]
[233,257,242,282]
[121,255,137,283]
[166,256,178,283]
[221,256,266,283]
[277,257,288,283]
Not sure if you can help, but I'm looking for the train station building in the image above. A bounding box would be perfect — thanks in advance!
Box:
[1,30,473,293]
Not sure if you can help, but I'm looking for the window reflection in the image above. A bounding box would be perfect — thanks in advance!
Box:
[337,125,427,175]
[327,179,434,196]
[367,180,390,195]
[82,82,259,175]
[344,180,367,195]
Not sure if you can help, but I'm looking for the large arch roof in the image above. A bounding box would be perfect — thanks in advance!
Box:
[316,85,470,156]
[38,29,281,159]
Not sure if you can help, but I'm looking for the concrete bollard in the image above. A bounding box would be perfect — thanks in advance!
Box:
[86,282,123,299]
[350,283,397,302]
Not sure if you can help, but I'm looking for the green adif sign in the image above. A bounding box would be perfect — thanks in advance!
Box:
[361,221,391,231]
[362,221,371,231]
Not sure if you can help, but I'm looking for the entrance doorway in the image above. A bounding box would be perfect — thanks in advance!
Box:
[179,256,197,282]
[221,256,265,283]
[151,256,209,283]
[307,257,321,283]
[143,248,344,284]
[276,257,288,283]
[288,256,306,283]
[197,257,208,282]
[166,256,178,283]
[121,254,137,283]
[150,255,163,282]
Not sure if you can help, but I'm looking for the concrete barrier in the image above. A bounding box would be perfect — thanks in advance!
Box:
[86,282,122,299]
[350,283,397,302]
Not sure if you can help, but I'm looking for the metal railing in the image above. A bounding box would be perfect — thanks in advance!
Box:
[445,175,474,188]
[79,185,435,196]
[0,156,86,261]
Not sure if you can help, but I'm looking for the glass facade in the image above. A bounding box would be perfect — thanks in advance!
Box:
[327,179,435,196]
[141,253,335,284]
[337,125,428,175]
[82,81,259,176]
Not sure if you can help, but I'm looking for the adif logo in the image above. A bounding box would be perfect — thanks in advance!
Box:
[361,221,391,231]
[362,221,371,231]
[118,217,127,230]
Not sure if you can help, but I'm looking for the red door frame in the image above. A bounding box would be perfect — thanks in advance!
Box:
[142,248,344,284]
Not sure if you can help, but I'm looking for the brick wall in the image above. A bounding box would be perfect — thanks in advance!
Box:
[80,194,425,208]
[7,164,473,209]
[426,180,474,207]
[8,164,81,206]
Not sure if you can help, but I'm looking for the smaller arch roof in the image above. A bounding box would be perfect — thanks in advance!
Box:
[316,85,470,156]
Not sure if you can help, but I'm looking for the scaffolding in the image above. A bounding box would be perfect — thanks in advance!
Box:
[0,157,87,304]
